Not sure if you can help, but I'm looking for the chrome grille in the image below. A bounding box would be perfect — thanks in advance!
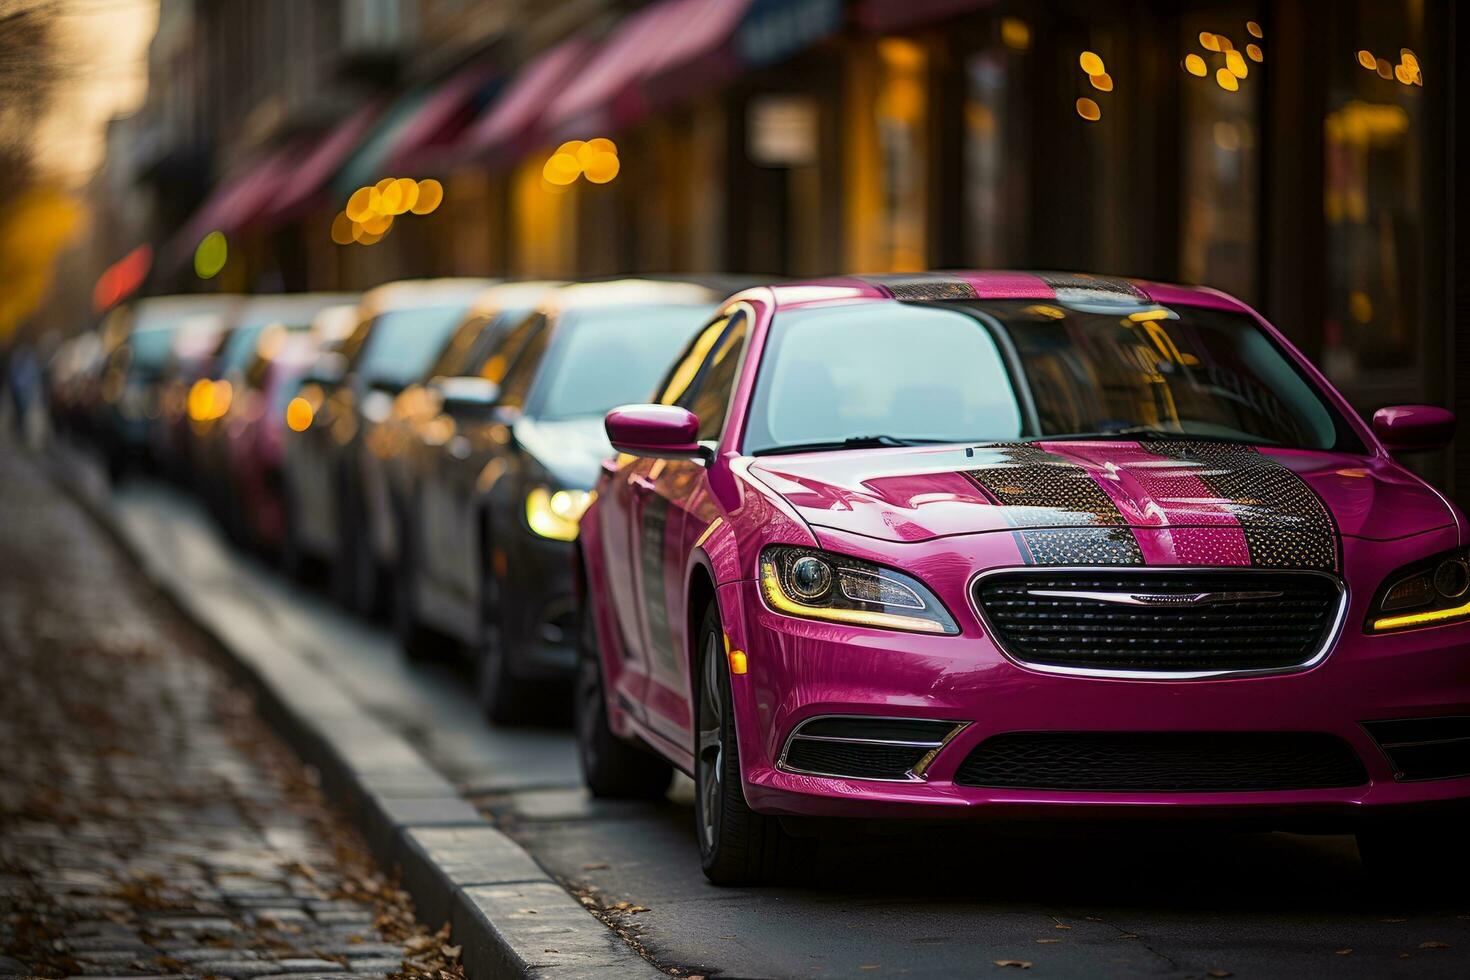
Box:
[975,569,1343,677]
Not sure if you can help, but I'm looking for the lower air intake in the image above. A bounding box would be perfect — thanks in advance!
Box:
[953,731,1367,792]
[1362,717,1470,781]
[779,716,961,781]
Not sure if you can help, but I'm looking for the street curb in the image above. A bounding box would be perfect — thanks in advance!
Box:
[46,451,664,980]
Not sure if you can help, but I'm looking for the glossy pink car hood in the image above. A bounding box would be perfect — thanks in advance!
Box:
[748,440,1455,548]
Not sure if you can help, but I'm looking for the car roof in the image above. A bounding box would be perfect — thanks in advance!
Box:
[466,280,568,318]
[544,277,736,314]
[749,271,1250,315]
[360,278,499,316]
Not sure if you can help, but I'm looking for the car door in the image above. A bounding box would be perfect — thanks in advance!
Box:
[632,308,749,744]
[438,313,553,636]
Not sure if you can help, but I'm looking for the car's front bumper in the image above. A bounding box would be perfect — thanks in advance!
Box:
[718,576,1470,827]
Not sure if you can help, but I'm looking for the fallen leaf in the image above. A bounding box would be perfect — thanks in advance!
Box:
[1036,938,1061,944]
[582,863,609,870]
[441,944,462,958]
[1336,949,1352,955]
[517,908,538,915]
[1400,953,1412,959]
[995,961,1032,970]
[1207,972,1232,978]
[1420,941,1451,949]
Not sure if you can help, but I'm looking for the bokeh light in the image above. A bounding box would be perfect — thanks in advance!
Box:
[193,231,227,279]
[1075,97,1101,122]
[411,179,443,215]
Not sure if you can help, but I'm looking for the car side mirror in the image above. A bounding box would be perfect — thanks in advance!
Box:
[1373,405,1455,453]
[434,376,501,417]
[605,404,707,461]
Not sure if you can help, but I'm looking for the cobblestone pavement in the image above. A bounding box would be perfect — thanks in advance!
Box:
[0,450,465,980]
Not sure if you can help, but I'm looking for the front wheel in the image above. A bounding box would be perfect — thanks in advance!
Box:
[574,601,672,800]
[694,602,799,885]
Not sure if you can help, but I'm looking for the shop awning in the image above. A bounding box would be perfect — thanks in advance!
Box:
[330,90,433,199]
[545,0,842,140]
[165,144,300,269]
[856,0,993,33]
[384,58,501,173]
[256,101,384,226]
[457,37,591,165]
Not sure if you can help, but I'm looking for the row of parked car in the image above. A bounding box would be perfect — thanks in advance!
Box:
[48,276,754,724]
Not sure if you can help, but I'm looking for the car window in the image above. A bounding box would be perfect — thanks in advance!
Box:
[743,300,1353,453]
[478,312,544,384]
[355,304,468,388]
[657,314,730,406]
[684,313,748,441]
[427,314,491,379]
[495,316,552,411]
[527,304,715,421]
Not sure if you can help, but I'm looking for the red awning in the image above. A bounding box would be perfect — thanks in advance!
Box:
[459,37,591,165]
[384,59,500,173]
[165,145,300,268]
[256,101,383,225]
[637,0,754,114]
[856,0,993,33]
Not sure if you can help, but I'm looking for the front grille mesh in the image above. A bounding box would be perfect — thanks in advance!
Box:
[954,732,1367,792]
[782,740,931,780]
[976,571,1340,673]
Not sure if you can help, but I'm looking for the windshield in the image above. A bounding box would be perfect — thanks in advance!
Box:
[743,299,1356,454]
[529,305,714,420]
[355,305,467,387]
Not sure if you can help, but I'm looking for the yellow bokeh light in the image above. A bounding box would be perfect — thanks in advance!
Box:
[1200,32,1220,52]
[393,178,419,213]
[345,186,374,222]
[584,151,620,184]
[1089,72,1113,92]
[1376,57,1393,79]
[1075,97,1101,121]
[356,229,384,246]
[1401,49,1418,67]
[1357,50,1376,70]
[1247,20,1263,39]
[1079,51,1104,75]
[1246,43,1263,62]
[1394,63,1412,84]
[543,152,581,185]
[1184,54,1207,77]
[1215,67,1239,91]
[330,212,355,245]
[377,179,406,215]
[1217,35,1234,51]
[193,231,227,279]
[1000,17,1030,51]
[555,139,587,159]
[360,212,393,235]
[411,178,444,215]
[1225,49,1248,78]
[285,396,314,432]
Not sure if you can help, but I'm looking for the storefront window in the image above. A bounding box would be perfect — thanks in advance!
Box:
[1178,12,1261,302]
[1321,1,1425,385]
[845,36,929,272]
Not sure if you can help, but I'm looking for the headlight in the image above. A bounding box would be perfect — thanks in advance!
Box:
[1369,549,1470,632]
[759,545,959,635]
[525,486,594,541]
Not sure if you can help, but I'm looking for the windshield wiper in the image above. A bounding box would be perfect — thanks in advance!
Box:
[1031,427,1279,446]
[752,435,949,457]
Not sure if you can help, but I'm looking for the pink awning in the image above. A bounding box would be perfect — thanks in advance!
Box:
[459,37,591,164]
[256,101,383,225]
[165,145,300,268]
[384,59,500,173]
[637,0,754,114]
[542,1,692,139]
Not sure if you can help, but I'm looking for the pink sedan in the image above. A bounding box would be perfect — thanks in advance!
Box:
[574,272,1469,885]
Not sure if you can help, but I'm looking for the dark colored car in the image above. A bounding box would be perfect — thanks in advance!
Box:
[395,277,754,723]
[96,295,242,477]
[281,279,493,607]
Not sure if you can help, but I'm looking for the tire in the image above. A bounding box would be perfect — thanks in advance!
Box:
[694,601,799,886]
[574,599,673,799]
[474,551,534,725]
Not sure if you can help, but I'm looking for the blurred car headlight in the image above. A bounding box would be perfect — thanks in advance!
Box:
[760,545,959,635]
[1370,549,1470,632]
[526,486,594,542]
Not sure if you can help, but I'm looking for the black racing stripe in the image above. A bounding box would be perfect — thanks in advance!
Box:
[1034,272,1146,305]
[1145,443,1339,572]
[865,274,979,301]
[967,444,1143,566]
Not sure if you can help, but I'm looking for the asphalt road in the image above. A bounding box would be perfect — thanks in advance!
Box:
[80,462,1470,979]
